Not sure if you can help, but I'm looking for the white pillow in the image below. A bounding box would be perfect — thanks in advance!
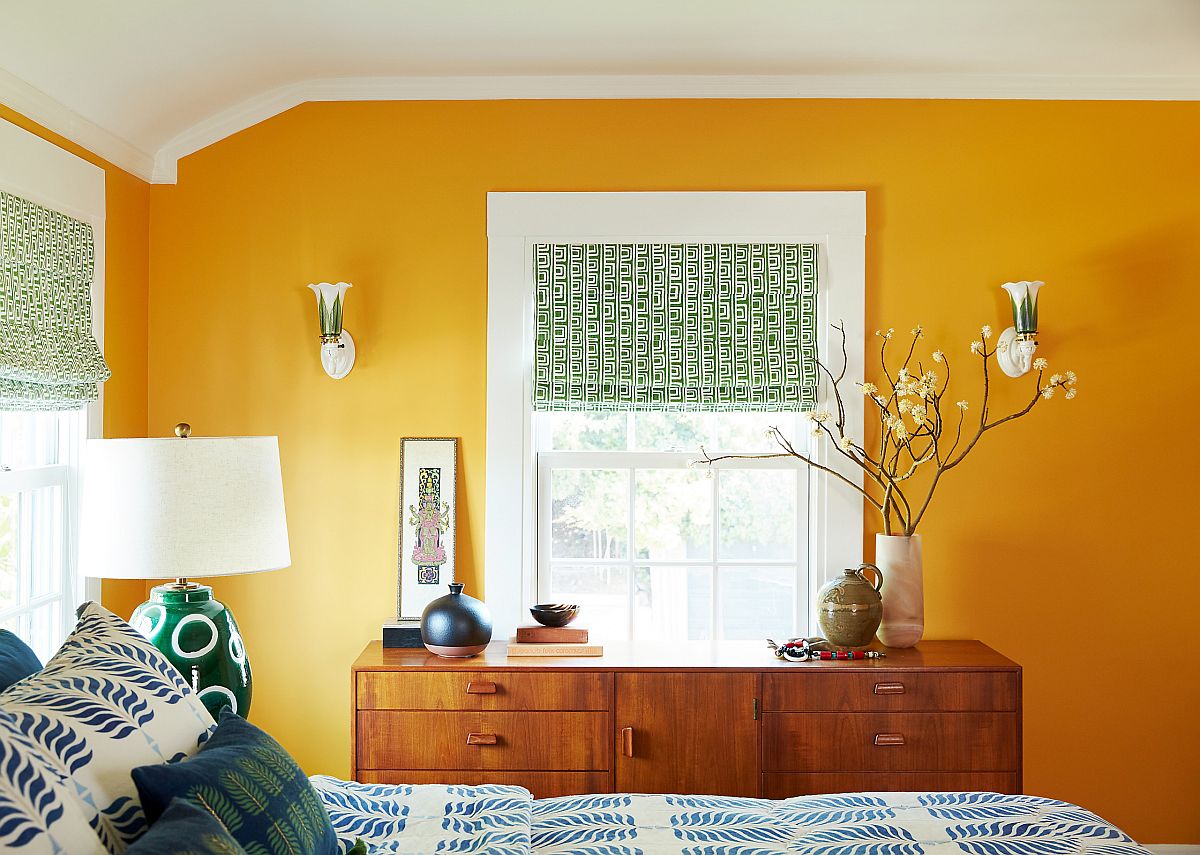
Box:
[0,709,105,854]
[0,602,215,853]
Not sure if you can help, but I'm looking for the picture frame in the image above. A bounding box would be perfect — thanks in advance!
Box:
[397,437,458,619]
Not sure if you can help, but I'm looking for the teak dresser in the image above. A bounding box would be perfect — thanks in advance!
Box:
[351,640,1021,799]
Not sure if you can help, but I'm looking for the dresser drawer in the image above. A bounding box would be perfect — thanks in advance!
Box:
[359,770,612,799]
[358,671,611,711]
[763,671,1018,712]
[762,771,1021,798]
[762,712,1018,772]
[357,711,610,771]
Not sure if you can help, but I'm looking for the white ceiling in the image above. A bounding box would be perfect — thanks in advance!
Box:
[2,0,1199,183]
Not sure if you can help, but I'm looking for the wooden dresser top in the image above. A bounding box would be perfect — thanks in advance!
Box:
[353,639,1018,673]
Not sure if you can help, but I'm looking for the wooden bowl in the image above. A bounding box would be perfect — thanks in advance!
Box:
[529,603,579,627]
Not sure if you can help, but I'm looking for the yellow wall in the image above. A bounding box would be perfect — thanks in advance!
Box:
[146,99,1200,842]
[0,107,150,617]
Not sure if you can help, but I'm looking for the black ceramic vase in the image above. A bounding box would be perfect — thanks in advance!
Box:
[420,583,493,657]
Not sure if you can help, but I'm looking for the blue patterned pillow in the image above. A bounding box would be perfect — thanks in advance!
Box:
[0,629,41,692]
[124,798,248,854]
[132,709,338,855]
[0,709,106,854]
[0,602,215,853]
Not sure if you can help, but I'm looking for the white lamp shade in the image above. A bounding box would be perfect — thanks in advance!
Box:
[80,436,291,580]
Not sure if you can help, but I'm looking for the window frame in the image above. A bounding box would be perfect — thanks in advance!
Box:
[0,118,106,649]
[485,192,866,639]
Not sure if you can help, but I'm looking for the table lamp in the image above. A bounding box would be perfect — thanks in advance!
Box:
[79,424,290,718]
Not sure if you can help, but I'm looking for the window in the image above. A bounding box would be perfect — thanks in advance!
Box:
[485,192,866,640]
[0,119,107,660]
[536,410,811,641]
[0,409,86,660]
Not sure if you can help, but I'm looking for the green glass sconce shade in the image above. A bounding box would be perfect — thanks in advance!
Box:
[131,583,252,719]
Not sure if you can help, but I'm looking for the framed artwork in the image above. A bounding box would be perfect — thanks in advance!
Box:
[397,437,458,619]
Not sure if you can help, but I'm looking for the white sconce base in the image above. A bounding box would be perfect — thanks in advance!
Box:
[995,326,1037,378]
[319,330,355,380]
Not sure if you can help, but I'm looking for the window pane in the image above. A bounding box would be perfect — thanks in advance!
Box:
[550,469,628,559]
[545,412,628,451]
[0,493,17,613]
[0,410,77,469]
[632,413,710,451]
[715,412,799,453]
[546,563,629,639]
[718,470,798,560]
[634,469,712,561]
[632,566,712,642]
[719,565,797,640]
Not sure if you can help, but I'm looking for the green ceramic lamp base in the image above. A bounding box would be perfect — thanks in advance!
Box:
[130,582,252,719]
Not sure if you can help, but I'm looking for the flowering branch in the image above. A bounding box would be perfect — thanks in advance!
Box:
[696,323,1078,536]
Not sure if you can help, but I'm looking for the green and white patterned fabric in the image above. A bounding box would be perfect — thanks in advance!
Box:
[0,191,110,411]
[533,243,818,412]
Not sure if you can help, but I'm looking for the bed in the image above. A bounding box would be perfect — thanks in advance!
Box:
[311,777,1151,855]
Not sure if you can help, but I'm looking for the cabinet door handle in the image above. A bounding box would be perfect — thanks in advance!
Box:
[621,726,634,757]
[465,681,497,695]
[873,682,906,695]
[466,732,498,745]
[874,733,905,746]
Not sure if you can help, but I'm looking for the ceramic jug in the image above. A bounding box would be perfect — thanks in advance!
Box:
[815,563,884,650]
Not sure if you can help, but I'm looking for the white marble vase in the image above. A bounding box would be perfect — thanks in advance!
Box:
[875,533,924,648]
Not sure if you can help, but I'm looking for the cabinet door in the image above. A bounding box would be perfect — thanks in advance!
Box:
[615,673,759,797]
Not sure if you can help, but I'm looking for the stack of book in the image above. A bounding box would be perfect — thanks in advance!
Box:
[506,624,603,657]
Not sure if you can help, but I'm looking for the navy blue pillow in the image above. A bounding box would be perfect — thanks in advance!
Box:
[132,709,338,855]
[0,628,41,691]
[126,798,249,854]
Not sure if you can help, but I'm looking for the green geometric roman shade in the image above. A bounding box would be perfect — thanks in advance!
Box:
[0,190,110,411]
[533,243,818,412]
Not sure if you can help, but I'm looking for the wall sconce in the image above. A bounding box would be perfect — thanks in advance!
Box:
[307,282,355,380]
[995,280,1043,378]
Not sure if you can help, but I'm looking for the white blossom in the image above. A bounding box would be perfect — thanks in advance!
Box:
[860,382,878,396]
[898,399,912,414]
[956,400,969,410]
[892,422,910,441]
[839,436,855,451]
[812,409,832,423]
[970,341,983,354]
[910,404,927,423]
[1065,388,1077,399]
[1049,373,1064,386]
[911,326,925,339]
[1033,357,1048,371]
[1065,370,1077,383]
[982,324,993,340]
[1041,387,1056,399]
[932,350,944,363]
[897,368,909,381]
[875,328,895,340]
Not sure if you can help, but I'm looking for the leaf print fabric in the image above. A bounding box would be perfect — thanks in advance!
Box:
[123,798,249,855]
[132,709,338,855]
[0,602,215,854]
[311,783,1152,855]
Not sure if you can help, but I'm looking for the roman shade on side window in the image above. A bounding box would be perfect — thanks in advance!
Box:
[0,190,109,411]
[533,243,818,411]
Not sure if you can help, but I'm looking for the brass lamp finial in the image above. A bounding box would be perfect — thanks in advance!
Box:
[174,422,192,439]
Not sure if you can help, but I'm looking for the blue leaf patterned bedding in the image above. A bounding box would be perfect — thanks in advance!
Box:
[311,779,1150,855]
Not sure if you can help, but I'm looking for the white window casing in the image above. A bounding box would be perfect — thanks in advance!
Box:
[486,191,866,639]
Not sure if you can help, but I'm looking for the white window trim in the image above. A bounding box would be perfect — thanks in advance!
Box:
[0,118,106,611]
[485,191,866,639]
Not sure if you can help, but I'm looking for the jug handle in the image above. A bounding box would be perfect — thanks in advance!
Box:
[857,562,884,592]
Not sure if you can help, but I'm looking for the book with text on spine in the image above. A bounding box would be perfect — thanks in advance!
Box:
[506,639,604,657]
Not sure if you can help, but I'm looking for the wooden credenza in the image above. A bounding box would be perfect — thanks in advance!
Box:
[351,640,1021,799]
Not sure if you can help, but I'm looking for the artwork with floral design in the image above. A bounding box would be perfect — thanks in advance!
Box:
[397,438,458,618]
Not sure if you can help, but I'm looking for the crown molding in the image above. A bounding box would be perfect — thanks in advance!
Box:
[150,72,1200,184]
[0,67,155,182]
[7,69,1200,185]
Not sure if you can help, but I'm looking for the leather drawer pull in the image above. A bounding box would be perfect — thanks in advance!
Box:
[874,733,906,746]
[621,726,634,758]
[873,682,906,695]
[465,681,497,695]
[465,732,498,745]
